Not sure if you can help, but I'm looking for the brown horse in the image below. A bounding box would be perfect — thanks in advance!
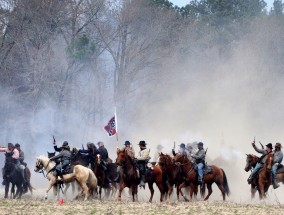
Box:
[158,152,184,200]
[116,148,165,202]
[174,154,230,201]
[94,154,106,199]
[244,153,273,199]
[116,148,139,201]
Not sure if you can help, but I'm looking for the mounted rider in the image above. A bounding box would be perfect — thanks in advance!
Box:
[172,143,190,158]
[78,142,100,169]
[123,140,135,158]
[49,142,72,182]
[54,140,70,152]
[97,141,112,185]
[247,141,273,184]
[136,140,150,188]
[191,142,206,184]
[15,143,26,166]
[0,143,27,185]
[271,142,283,189]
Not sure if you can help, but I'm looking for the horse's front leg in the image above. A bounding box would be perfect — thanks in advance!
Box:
[178,182,189,202]
[45,181,56,200]
[5,182,9,199]
[118,182,126,201]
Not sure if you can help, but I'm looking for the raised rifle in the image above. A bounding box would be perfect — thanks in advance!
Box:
[53,136,56,145]
[82,144,85,150]
[259,141,264,149]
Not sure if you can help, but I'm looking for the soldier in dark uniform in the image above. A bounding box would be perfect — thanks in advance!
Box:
[54,140,70,152]
[79,142,100,169]
[97,141,111,184]
[49,143,72,182]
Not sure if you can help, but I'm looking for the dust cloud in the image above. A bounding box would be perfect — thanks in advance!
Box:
[1,15,284,204]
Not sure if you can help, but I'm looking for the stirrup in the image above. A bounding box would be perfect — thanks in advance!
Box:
[273,183,280,189]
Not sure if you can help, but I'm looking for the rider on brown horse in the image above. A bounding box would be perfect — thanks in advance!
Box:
[97,141,112,184]
[271,142,283,189]
[172,143,190,158]
[123,141,135,158]
[191,142,206,184]
[247,142,273,184]
[136,140,150,188]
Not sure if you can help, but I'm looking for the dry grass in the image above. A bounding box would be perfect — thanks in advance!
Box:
[0,198,284,215]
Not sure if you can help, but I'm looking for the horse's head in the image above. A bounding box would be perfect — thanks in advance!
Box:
[72,147,79,155]
[34,157,44,172]
[158,152,171,167]
[244,154,258,172]
[47,151,55,158]
[173,153,186,164]
[116,148,126,166]
[96,154,102,165]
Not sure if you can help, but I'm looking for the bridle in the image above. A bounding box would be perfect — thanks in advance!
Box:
[34,158,50,178]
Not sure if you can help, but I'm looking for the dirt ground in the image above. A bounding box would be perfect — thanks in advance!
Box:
[0,188,284,215]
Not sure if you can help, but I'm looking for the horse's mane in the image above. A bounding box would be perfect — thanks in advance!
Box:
[37,155,49,160]
[36,155,55,165]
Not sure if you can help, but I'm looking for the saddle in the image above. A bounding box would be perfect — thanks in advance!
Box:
[276,164,284,174]
[61,164,73,175]
[194,163,213,175]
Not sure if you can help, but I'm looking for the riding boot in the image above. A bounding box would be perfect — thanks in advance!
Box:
[247,172,256,184]
[273,178,280,189]
[139,175,146,189]
[198,176,202,184]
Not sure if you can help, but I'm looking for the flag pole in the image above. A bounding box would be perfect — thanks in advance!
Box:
[115,108,119,147]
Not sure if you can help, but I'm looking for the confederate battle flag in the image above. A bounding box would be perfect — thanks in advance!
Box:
[104,116,117,136]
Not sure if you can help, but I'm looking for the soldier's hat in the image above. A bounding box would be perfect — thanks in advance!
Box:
[275,142,282,148]
[15,143,20,148]
[62,141,68,146]
[266,143,273,150]
[180,143,186,148]
[198,142,204,147]
[124,141,131,145]
[138,141,146,146]
[8,143,14,148]
[97,141,104,146]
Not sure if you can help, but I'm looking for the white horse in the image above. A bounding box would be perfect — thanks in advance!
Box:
[34,155,97,200]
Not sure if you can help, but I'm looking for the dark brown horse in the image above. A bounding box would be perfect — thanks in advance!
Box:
[174,154,230,201]
[116,148,139,201]
[116,148,165,202]
[158,152,184,200]
[244,153,273,199]
[94,154,106,198]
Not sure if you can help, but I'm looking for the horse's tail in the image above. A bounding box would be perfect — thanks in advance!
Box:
[87,169,98,196]
[221,168,230,196]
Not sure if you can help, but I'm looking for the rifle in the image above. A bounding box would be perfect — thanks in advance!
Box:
[173,141,176,150]
[82,144,85,150]
[53,136,56,145]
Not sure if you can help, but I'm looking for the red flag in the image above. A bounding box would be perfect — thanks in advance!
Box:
[104,116,116,136]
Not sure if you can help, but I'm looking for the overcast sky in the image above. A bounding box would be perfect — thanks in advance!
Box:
[170,0,275,10]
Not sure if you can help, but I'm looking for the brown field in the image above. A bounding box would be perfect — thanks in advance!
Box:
[0,189,284,215]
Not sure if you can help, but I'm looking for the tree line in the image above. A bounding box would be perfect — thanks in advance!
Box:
[0,0,284,143]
